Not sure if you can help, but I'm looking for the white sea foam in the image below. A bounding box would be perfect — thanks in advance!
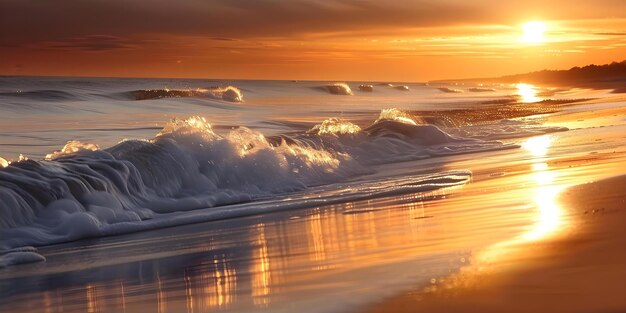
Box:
[309,118,362,136]
[1,110,566,267]
[45,140,100,160]
[375,108,420,125]
[0,246,45,268]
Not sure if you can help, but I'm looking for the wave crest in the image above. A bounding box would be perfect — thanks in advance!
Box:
[325,83,353,95]
[438,87,463,93]
[45,140,100,160]
[309,118,362,136]
[157,116,219,139]
[375,108,419,125]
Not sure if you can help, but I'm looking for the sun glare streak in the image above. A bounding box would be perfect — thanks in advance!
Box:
[516,83,540,103]
[522,136,565,241]
[524,185,565,241]
[523,135,551,157]
[522,21,547,44]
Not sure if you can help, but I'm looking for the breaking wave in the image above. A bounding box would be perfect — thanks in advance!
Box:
[358,84,374,92]
[393,85,410,91]
[127,86,243,102]
[1,108,565,267]
[437,87,463,93]
[316,83,353,95]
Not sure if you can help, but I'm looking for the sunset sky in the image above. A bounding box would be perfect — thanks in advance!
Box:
[1,0,625,81]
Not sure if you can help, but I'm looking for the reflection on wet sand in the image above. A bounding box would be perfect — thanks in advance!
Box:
[0,182,471,313]
[524,135,565,241]
[477,134,566,264]
[252,224,271,307]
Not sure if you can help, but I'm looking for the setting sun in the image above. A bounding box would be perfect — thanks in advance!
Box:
[522,21,547,44]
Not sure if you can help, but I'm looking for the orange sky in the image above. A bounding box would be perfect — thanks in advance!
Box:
[1,0,625,81]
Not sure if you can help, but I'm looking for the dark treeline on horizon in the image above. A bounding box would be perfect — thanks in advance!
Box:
[497,60,626,88]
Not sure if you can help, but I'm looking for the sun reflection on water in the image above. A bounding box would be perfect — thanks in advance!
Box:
[516,83,541,103]
[523,135,565,241]
[524,185,564,240]
[523,135,551,157]
[476,135,566,265]
[252,223,272,307]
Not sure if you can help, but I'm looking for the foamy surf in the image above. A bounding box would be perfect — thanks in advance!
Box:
[0,108,539,267]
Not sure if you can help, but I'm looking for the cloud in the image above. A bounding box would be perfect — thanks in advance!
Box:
[594,32,626,36]
[0,0,534,45]
[1,0,625,49]
[39,35,138,51]
[210,37,240,41]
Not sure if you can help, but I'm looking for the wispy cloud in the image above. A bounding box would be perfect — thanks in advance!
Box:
[39,35,138,51]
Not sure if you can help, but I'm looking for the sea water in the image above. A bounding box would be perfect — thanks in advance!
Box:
[0,76,610,312]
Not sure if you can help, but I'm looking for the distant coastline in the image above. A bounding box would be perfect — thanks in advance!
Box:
[435,60,626,92]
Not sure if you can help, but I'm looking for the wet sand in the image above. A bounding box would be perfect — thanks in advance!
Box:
[365,103,626,313]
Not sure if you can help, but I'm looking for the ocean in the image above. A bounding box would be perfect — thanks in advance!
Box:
[0,76,620,312]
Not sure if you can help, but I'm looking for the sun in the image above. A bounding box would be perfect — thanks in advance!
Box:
[522,21,547,44]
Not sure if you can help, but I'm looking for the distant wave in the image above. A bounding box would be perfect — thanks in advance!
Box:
[468,87,496,92]
[315,82,409,95]
[393,85,410,91]
[437,87,463,93]
[314,83,353,95]
[3,109,568,267]
[358,84,374,92]
[0,90,79,102]
[127,86,243,102]
[372,83,409,91]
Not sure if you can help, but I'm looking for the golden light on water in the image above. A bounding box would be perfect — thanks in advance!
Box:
[524,185,564,240]
[522,135,551,157]
[516,83,541,103]
[478,134,566,265]
[252,224,272,307]
[522,21,547,44]
[522,135,564,241]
